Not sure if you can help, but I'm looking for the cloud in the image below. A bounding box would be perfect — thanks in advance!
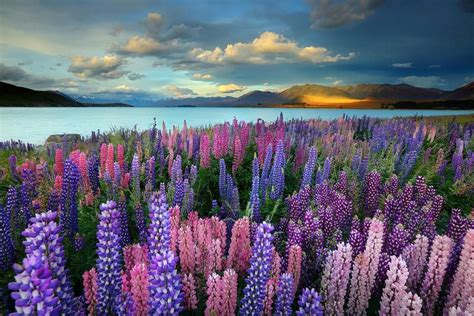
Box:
[0,63,80,90]
[145,12,164,36]
[18,60,33,66]
[110,25,124,37]
[164,85,197,97]
[95,84,141,94]
[192,73,213,80]
[190,31,355,65]
[68,55,128,79]
[392,62,412,68]
[331,80,344,86]
[428,64,441,68]
[465,76,474,83]
[217,83,246,93]
[307,0,384,28]
[162,24,201,40]
[128,72,146,81]
[0,63,28,81]
[398,76,446,88]
[113,36,175,56]
[113,13,197,57]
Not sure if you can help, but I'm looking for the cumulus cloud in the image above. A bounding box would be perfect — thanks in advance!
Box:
[113,36,174,56]
[164,85,197,97]
[192,73,213,80]
[307,0,384,28]
[0,63,28,81]
[68,55,128,79]
[190,31,355,65]
[398,76,446,88]
[128,72,146,81]
[162,24,201,40]
[113,12,198,57]
[392,62,412,68]
[145,12,164,36]
[217,83,246,93]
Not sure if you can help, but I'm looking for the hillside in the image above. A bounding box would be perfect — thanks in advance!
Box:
[338,83,446,100]
[444,82,474,100]
[1,80,473,108]
[0,82,132,107]
[231,90,289,106]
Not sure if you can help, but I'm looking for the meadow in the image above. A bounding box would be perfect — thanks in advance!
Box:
[0,114,473,315]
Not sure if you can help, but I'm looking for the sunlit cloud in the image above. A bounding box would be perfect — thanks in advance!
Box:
[192,73,213,80]
[190,31,355,65]
[68,55,128,79]
[217,83,246,93]
[113,36,175,56]
[164,85,197,97]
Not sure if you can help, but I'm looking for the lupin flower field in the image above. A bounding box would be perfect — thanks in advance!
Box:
[0,114,473,315]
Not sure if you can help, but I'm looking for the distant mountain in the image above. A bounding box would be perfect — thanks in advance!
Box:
[0,82,132,107]
[280,84,353,100]
[231,90,288,106]
[338,83,446,100]
[2,80,473,108]
[151,96,235,107]
[444,82,474,100]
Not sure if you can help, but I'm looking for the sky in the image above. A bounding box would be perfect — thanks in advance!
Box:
[0,0,473,102]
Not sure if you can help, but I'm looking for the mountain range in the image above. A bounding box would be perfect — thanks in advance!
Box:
[1,81,473,108]
[151,82,474,108]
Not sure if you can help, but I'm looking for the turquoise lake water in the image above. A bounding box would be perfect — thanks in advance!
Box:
[1,107,473,144]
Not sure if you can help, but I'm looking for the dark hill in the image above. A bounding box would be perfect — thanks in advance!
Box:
[0,82,132,107]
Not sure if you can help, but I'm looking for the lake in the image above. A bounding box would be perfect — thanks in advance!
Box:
[1,107,473,144]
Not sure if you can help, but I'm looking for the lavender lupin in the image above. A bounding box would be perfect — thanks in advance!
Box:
[95,201,123,314]
[270,140,285,200]
[22,211,75,314]
[148,249,183,315]
[59,159,80,239]
[9,255,60,315]
[0,205,14,271]
[296,288,324,316]
[8,154,18,180]
[87,154,99,195]
[118,199,131,246]
[147,190,171,258]
[301,146,317,189]
[240,222,274,315]
[260,143,273,200]
[250,175,261,223]
[274,273,295,316]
